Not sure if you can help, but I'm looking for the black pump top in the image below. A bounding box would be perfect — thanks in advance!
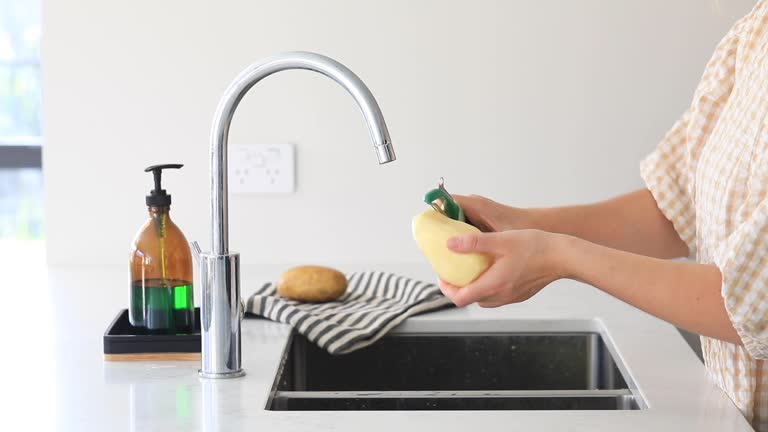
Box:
[144,164,183,207]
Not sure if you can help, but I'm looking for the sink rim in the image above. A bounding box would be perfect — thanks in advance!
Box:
[269,390,640,411]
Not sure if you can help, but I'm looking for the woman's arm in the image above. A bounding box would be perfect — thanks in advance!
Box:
[439,230,741,345]
[558,234,740,345]
[529,189,689,259]
[455,189,689,259]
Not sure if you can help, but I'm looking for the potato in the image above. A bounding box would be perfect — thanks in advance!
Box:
[277,265,347,302]
[412,210,492,287]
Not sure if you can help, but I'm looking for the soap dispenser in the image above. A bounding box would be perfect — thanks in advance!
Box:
[129,164,194,333]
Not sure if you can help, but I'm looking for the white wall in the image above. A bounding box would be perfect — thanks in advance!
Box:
[42,0,756,267]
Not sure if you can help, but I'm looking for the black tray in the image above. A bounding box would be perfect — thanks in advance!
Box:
[103,308,201,355]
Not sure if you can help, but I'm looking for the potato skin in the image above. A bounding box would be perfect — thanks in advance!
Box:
[412,210,492,287]
[277,265,348,302]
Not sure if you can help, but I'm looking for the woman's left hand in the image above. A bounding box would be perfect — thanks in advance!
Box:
[438,230,564,308]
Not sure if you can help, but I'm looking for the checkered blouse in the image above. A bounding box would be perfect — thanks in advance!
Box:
[641,1,768,429]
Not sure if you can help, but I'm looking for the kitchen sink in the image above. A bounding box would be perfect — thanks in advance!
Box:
[267,331,642,411]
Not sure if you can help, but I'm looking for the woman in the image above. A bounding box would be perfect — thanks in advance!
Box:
[438,2,768,429]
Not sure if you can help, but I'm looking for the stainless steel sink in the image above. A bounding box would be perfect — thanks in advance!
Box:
[267,331,642,411]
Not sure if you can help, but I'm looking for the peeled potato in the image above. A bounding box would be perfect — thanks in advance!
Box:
[412,210,492,287]
[277,265,347,302]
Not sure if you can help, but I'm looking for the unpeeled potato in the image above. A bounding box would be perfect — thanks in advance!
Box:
[412,210,492,287]
[277,265,347,302]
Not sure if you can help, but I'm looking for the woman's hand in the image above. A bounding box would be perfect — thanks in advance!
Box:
[437,230,564,308]
[452,195,529,232]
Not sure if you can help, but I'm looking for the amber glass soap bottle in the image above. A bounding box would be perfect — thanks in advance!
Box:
[129,164,194,333]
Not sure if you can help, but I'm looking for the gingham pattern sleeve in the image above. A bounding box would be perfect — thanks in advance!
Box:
[640,17,744,258]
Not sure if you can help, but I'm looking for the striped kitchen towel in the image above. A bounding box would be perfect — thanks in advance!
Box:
[245,271,452,354]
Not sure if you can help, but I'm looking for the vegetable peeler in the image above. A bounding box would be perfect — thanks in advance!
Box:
[424,177,465,222]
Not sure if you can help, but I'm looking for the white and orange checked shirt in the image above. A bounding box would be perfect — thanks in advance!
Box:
[640,1,768,429]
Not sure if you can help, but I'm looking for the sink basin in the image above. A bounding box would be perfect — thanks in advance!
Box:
[267,331,642,411]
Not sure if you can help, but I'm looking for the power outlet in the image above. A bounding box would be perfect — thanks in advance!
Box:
[229,144,295,194]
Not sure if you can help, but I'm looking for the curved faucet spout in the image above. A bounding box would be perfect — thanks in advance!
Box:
[199,52,395,379]
[210,51,395,255]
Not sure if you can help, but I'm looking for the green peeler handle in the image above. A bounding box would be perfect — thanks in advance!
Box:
[424,188,465,222]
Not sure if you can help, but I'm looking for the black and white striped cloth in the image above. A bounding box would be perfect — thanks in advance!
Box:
[245,271,452,354]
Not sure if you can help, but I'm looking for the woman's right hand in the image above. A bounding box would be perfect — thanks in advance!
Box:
[452,194,530,232]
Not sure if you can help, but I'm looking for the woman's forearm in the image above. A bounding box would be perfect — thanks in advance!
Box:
[556,233,741,345]
[528,189,689,259]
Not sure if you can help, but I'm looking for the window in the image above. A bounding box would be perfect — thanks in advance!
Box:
[0,0,43,240]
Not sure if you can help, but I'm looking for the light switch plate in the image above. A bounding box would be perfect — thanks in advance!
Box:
[229,144,295,194]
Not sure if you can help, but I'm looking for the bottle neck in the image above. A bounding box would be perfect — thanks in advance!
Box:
[148,206,170,219]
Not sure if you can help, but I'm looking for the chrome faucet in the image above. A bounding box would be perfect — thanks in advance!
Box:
[193,52,395,378]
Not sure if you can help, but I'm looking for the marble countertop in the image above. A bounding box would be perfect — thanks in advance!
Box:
[2,259,753,431]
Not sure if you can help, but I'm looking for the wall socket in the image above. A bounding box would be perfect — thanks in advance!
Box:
[229,144,295,194]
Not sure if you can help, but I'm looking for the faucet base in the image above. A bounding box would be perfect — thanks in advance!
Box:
[198,369,246,379]
[198,252,244,378]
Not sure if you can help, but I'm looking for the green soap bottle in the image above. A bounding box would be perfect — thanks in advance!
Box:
[129,164,194,333]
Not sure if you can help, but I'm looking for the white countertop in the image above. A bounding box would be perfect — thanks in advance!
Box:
[3,257,753,431]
